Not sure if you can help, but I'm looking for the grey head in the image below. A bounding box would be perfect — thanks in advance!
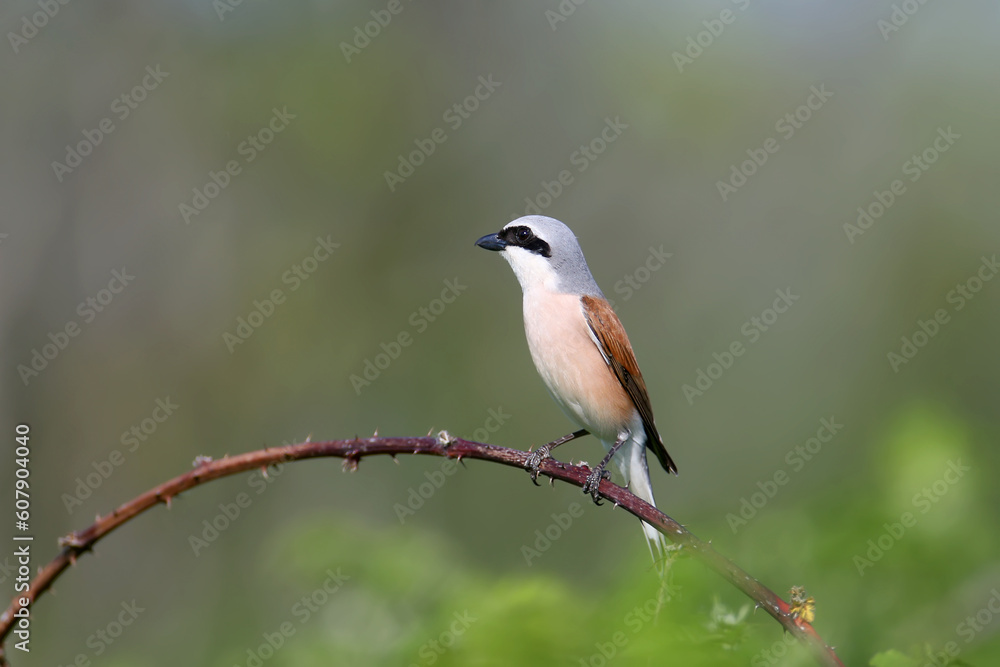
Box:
[474,216,604,297]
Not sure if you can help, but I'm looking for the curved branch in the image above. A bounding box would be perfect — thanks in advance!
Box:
[0,435,844,666]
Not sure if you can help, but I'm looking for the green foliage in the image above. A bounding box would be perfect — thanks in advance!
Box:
[232,514,809,665]
[870,649,920,667]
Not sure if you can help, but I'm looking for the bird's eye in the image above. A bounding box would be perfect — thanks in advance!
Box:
[516,227,533,243]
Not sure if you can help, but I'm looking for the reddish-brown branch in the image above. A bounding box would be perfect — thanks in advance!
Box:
[0,435,843,666]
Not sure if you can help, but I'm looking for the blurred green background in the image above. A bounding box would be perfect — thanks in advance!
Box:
[2,1,999,665]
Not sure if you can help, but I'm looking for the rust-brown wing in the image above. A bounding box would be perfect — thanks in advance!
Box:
[581,295,677,474]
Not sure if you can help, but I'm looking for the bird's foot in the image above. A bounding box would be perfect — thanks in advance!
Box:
[582,466,611,504]
[525,430,590,486]
[525,445,551,485]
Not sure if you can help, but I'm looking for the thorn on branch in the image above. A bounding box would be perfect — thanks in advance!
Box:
[59,533,85,549]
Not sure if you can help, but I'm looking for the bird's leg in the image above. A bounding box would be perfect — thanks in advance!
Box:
[525,429,589,484]
[583,434,628,504]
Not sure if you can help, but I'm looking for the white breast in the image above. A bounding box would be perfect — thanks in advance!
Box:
[521,289,635,441]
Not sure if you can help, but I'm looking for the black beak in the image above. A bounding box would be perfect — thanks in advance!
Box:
[475,232,507,252]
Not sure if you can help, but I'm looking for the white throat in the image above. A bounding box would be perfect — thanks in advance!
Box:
[502,247,560,294]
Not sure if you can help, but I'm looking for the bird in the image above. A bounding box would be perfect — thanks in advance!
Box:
[475,215,677,560]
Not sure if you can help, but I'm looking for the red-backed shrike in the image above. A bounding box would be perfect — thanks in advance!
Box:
[476,216,677,558]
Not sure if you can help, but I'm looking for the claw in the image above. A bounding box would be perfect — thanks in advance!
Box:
[525,429,590,486]
[525,446,550,485]
[582,466,610,504]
